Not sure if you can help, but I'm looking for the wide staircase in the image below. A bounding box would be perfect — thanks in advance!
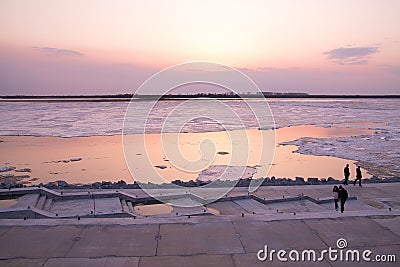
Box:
[34,193,54,212]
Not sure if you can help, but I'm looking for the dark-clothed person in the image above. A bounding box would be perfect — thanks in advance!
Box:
[344,164,350,185]
[338,185,348,213]
[333,186,339,211]
[354,166,362,187]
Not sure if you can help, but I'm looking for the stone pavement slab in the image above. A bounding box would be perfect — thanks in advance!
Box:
[233,199,272,214]
[285,187,332,200]
[0,225,84,258]
[51,199,94,217]
[381,200,400,210]
[233,220,326,252]
[105,257,140,267]
[139,254,234,267]
[43,257,107,267]
[347,186,391,199]
[0,226,11,237]
[320,199,379,212]
[304,217,400,248]
[157,222,244,256]
[94,197,122,215]
[0,258,46,267]
[254,189,291,199]
[206,201,248,215]
[67,225,159,257]
[264,200,326,214]
[373,217,400,237]
[172,205,206,216]
[373,184,400,198]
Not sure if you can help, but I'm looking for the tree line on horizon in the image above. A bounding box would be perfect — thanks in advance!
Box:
[1,92,399,99]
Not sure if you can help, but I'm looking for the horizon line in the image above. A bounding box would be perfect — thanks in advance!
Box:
[1,93,399,102]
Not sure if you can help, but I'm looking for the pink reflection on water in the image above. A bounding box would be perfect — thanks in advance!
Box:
[0,125,374,185]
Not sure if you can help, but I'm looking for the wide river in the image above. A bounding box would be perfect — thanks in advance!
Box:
[1,98,398,137]
[0,98,399,183]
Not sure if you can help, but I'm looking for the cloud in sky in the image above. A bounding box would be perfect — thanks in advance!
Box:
[324,46,379,65]
[33,47,83,57]
[1,47,399,95]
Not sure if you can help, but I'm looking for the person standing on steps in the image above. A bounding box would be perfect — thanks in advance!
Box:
[344,164,350,185]
[338,185,348,213]
[354,166,362,187]
[333,186,339,211]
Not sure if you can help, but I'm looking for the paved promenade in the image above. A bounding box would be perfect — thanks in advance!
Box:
[0,183,399,266]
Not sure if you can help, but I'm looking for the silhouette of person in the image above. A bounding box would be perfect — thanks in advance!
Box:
[343,164,350,185]
[333,186,339,211]
[338,185,348,213]
[354,166,362,187]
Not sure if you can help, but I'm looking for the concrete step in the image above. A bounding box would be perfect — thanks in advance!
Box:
[120,199,129,212]
[43,197,53,211]
[36,195,47,210]
[13,193,40,209]
[126,201,134,213]
[94,198,124,215]
[233,199,271,214]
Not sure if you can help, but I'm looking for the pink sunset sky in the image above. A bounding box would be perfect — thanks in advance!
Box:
[0,0,399,95]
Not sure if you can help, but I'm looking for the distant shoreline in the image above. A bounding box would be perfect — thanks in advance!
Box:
[1,93,399,102]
